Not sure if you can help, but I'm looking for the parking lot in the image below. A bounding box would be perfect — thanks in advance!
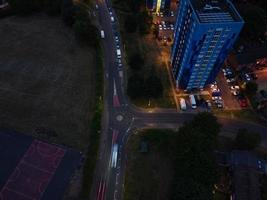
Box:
[216,72,241,110]
[152,2,177,45]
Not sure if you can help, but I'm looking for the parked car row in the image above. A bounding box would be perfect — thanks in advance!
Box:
[222,67,235,83]
[156,11,174,17]
[222,66,248,108]
[158,21,174,31]
[210,81,224,108]
[179,95,196,110]
[239,67,258,83]
[179,95,212,111]
[108,7,123,70]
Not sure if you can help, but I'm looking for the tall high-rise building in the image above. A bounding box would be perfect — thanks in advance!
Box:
[146,0,171,13]
[171,0,244,90]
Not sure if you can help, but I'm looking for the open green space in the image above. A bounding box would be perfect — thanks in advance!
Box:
[0,14,95,150]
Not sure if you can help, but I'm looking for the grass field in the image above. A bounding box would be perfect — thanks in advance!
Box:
[0,14,95,150]
[124,130,174,200]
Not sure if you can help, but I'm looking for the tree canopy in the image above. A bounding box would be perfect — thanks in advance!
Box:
[124,14,138,33]
[73,8,99,47]
[128,53,144,70]
[245,81,258,96]
[145,74,163,98]
[234,128,262,150]
[127,74,145,99]
[171,112,221,200]
[239,4,267,39]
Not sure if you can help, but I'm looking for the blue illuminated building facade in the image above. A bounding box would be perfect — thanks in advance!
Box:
[146,0,171,12]
[171,0,244,90]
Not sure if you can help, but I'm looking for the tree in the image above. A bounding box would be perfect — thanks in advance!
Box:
[145,74,163,98]
[171,112,220,200]
[128,53,144,70]
[152,25,159,38]
[239,4,267,39]
[44,0,62,15]
[73,8,99,47]
[124,15,138,33]
[128,0,143,12]
[62,0,76,26]
[138,11,152,35]
[234,128,261,150]
[127,74,145,99]
[245,81,258,96]
[8,0,40,15]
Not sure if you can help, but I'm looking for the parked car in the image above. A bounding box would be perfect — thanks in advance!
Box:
[206,100,212,108]
[212,96,222,101]
[226,78,235,83]
[214,99,224,108]
[238,95,248,107]
[189,95,197,109]
[251,73,258,80]
[179,98,187,110]
[230,85,240,90]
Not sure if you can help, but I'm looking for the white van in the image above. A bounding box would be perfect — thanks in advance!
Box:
[111,16,115,22]
[100,30,105,39]
[179,98,187,110]
[189,94,197,109]
[116,49,121,58]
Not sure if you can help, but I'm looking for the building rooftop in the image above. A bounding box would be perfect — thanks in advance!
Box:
[190,0,243,23]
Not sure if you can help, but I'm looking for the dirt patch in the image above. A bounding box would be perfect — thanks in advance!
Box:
[0,14,95,150]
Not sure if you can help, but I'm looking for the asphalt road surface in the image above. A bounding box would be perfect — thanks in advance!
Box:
[90,1,267,200]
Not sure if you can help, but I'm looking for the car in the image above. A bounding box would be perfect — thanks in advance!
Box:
[251,73,258,80]
[117,58,122,64]
[255,65,264,70]
[238,95,248,107]
[231,89,240,96]
[161,21,165,25]
[230,85,240,90]
[245,73,251,80]
[210,84,217,89]
[226,78,235,83]
[170,11,174,17]
[212,87,220,92]
[159,27,162,31]
[160,12,163,17]
[115,36,119,43]
[238,98,248,107]
[212,91,221,96]
[216,102,224,108]
[212,96,222,101]
[205,100,212,108]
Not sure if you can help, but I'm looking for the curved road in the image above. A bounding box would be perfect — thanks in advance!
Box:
[90,1,267,200]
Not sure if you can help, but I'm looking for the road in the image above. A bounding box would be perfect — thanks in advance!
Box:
[90,1,267,200]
